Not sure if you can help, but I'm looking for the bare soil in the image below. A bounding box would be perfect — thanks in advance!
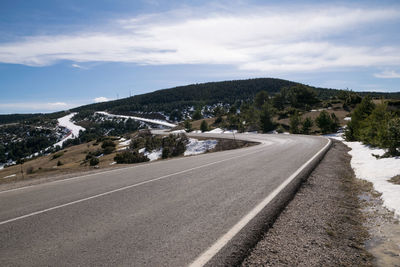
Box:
[242,141,373,266]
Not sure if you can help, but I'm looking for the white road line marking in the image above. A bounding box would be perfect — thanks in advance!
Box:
[0,142,263,195]
[0,147,267,226]
[189,138,331,267]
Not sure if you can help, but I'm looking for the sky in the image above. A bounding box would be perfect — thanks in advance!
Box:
[1,0,400,114]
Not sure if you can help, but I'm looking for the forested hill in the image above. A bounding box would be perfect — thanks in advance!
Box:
[72,78,300,114]
[1,78,400,124]
[71,78,400,114]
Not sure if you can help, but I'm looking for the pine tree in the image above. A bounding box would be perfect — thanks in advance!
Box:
[259,103,275,133]
[289,112,301,134]
[200,120,209,132]
[302,117,313,134]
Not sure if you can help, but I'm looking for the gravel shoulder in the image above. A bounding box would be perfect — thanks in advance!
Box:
[242,140,373,266]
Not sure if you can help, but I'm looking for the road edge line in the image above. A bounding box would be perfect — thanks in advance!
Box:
[189,137,332,267]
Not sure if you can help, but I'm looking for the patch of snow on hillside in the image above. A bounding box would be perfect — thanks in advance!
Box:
[96,111,176,128]
[170,130,186,134]
[184,138,217,156]
[345,141,400,218]
[344,117,352,121]
[53,113,85,148]
[205,128,224,134]
[326,132,400,218]
[145,149,162,161]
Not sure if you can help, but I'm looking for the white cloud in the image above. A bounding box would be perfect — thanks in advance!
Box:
[0,6,399,72]
[374,70,400,78]
[71,63,88,69]
[93,97,110,103]
[0,102,74,113]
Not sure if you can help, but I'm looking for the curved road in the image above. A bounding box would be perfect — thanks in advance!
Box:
[0,133,329,266]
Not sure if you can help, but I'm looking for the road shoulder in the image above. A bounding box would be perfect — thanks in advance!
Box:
[242,140,373,266]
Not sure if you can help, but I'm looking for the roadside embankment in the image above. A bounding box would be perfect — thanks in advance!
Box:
[242,140,373,266]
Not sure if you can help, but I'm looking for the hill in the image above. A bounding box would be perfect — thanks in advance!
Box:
[1,78,400,124]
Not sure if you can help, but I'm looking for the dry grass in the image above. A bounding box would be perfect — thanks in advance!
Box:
[0,140,121,184]
[277,108,350,133]
[190,117,217,130]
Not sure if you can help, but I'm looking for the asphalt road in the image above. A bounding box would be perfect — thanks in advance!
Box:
[0,133,329,266]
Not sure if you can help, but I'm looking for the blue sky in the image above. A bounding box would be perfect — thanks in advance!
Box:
[1,0,400,114]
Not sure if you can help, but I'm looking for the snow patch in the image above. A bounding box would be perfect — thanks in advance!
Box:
[205,128,224,134]
[53,113,85,148]
[344,117,352,121]
[145,149,162,161]
[327,132,400,218]
[3,174,16,179]
[96,111,176,128]
[184,138,217,156]
[170,130,187,134]
[118,139,131,147]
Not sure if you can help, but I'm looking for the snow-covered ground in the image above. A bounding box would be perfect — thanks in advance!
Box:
[144,149,163,161]
[136,137,218,160]
[96,111,177,128]
[327,132,400,218]
[184,138,217,156]
[53,113,85,148]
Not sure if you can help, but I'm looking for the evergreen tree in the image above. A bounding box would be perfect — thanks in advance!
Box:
[200,120,209,132]
[259,103,275,133]
[289,112,302,134]
[192,109,202,120]
[301,117,313,135]
[184,120,192,132]
[316,111,333,134]
[345,95,375,140]
[254,91,269,109]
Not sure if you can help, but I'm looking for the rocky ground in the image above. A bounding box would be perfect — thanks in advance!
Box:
[242,141,374,266]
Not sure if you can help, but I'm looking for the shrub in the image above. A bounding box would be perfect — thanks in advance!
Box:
[259,103,275,133]
[184,120,193,132]
[114,151,149,164]
[200,120,209,132]
[26,166,34,174]
[316,111,336,134]
[51,152,64,160]
[103,146,115,155]
[101,140,116,149]
[130,137,145,150]
[90,157,99,166]
[57,160,63,166]
[301,117,314,135]
[289,112,301,134]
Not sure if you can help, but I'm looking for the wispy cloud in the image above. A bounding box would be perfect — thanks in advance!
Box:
[0,102,74,114]
[93,96,111,103]
[71,63,88,69]
[374,70,400,78]
[0,5,399,72]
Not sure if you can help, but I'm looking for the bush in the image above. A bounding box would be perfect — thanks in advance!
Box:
[200,120,209,132]
[90,157,99,166]
[57,160,63,166]
[289,112,301,134]
[101,140,116,149]
[103,146,115,155]
[301,117,313,135]
[114,151,149,164]
[130,137,145,150]
[184,120,192,132]
[26,166,34,174]
[316,111,338,134]
[51,152,64,160]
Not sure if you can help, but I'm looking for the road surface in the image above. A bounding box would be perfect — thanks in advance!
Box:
[0,133,329,266]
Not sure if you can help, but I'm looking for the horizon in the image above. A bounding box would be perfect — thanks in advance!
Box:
[1,76,399,115]
[1,0,400,113]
